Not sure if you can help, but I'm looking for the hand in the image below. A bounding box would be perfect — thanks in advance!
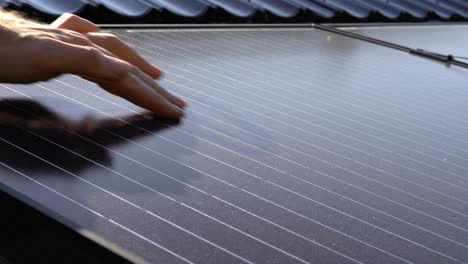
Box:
[0,13,186,118]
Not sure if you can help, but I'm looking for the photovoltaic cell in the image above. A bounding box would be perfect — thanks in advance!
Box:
[1,26,468,264]
[345,25,468,57]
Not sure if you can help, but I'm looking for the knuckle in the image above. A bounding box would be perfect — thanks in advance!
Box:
[101,32,118,40]
[62,30,90,45]
[103,33,122,48]
[74,35,92,46]
[84,47,103,62]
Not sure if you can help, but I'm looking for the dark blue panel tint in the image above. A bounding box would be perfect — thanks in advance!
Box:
[346,25,468,57]
[1,27,468,263]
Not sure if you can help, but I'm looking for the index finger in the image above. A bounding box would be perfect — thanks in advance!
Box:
[96,73,183,119]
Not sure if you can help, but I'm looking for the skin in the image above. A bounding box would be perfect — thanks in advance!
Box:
[0,13,186,119]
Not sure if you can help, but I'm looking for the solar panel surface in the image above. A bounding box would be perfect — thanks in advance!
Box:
[346,24,468,57]
[1,26,468,264]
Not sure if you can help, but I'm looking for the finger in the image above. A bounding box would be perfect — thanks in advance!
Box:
[44,39,132,82]
[51,13,99,34]
[82,67,187,110]
[67,38,185,109]
[96,74,183,119]
[86,32,163,79]
[132,68,187,108]
[80,47,186,109]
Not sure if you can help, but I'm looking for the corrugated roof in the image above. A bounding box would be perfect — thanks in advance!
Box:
[2,0,468,23]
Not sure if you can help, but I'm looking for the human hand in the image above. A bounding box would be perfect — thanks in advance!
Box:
[0,13,185,118]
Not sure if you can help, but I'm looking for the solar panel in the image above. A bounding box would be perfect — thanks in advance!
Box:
[1,26,468,264]
[345,25,468,57]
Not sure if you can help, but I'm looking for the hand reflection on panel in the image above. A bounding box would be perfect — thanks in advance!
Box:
[0,99,201,263]
[0,99,176,174]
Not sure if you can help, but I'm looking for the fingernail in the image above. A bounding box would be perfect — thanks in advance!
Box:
[153,67,164,79]
[172,105,184,118]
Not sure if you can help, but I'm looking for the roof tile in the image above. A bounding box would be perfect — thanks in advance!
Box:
[2,0,467,23]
